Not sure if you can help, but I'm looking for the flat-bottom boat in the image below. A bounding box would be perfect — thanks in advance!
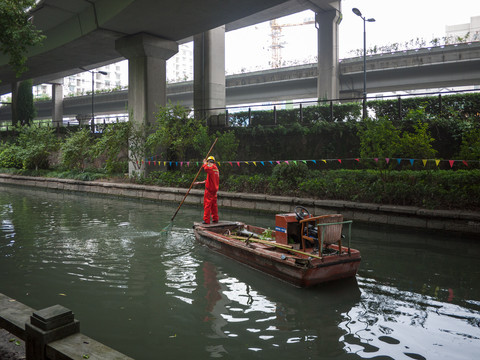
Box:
[193,206,361,287]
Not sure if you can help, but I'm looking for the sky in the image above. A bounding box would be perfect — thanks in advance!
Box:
[224,0,480,73]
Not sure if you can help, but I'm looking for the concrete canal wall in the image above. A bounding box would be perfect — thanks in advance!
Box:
[0,292,133,360]
[0,173,479,235]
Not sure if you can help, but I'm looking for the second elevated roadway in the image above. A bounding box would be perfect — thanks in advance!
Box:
[4,42,480,120]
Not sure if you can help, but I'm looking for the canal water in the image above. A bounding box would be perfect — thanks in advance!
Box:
[0,185,479,360]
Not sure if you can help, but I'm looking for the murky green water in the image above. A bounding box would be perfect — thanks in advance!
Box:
[1,184,479,360]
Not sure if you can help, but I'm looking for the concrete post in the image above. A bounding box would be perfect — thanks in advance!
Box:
[316,7,341,101]
[11,82,19,126]
[193,26,226,127]
[115,33,178,177]
[51,79,64,128]
[25,305,80,360]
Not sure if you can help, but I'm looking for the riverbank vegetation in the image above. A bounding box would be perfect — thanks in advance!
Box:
[0,93,479,210]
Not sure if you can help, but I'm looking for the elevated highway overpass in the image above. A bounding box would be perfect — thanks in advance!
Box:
[0,0,337,95]
[1,41,478,121]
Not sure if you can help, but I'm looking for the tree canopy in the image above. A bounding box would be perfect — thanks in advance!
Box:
[0,0,45,78]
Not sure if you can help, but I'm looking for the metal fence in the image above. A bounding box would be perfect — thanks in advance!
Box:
[1,87,478,132]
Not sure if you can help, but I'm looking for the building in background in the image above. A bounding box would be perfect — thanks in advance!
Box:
[446,15,480,42]
[26,42,194,101]
[167,43,194,82]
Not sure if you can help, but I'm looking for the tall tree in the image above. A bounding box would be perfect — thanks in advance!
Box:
[0,0,45,79]
[15,79,36,125]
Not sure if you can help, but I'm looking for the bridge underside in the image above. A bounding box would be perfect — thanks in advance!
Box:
[0,0,336,95]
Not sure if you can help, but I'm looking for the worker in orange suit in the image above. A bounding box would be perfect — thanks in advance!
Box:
[194,156,219,224]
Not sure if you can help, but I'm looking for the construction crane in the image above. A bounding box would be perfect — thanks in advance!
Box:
[269,17,315,68]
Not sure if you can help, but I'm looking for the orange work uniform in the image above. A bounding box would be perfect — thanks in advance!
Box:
[202,162,219,224]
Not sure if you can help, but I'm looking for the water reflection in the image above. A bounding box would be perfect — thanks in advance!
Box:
[195,247,362,359]
[340,277,480,360]
[1,185,480,360]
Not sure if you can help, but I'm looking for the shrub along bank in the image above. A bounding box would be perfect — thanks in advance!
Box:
[0,93,479,211]
[141,166,480,211]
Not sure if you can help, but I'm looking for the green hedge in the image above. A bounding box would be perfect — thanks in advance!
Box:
[367,92,480,121]
[143,168,480,211]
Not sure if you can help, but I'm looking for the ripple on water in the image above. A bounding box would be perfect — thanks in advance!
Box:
[338,276,480,360]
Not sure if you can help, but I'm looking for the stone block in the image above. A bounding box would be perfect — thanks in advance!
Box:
[352,212,374,223]
[379,205,419,214]
[387,215,427,228]
[426,219,446,230]
[26,305,80,360]
[231,199,254,209]
[255,201,278,212]
[30,305,74,331]
[158,193,176,201]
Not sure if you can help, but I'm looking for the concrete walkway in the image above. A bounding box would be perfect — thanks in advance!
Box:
[0,329,25,360]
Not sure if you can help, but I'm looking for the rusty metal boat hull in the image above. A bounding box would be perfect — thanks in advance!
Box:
[193,221,361,288]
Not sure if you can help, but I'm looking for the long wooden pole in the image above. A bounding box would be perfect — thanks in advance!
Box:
[231,235,324,260]
[170,137,218,221]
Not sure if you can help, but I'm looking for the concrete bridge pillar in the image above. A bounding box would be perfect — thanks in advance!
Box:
[193,26,226,127]
[11,82,19,126]
[316,6,341,101]
[115,33,178,177]
[51,79,64,128]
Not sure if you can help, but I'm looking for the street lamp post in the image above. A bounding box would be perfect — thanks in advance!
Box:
[352,8,375,119]
[80,67,107,131]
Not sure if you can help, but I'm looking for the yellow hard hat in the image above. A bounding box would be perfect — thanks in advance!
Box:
[207,156,215,162]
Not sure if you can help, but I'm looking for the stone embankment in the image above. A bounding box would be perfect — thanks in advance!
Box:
[0,173,479,235]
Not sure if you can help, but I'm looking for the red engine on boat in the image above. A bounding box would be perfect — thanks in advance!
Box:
[275,213,310,245]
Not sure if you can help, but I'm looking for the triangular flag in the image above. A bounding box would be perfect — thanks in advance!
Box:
[180,162,183,167]
[175,162,178,167]
[153,161,156,166]
[355,158,360,162]
[422,159,427,167]
[261,161,265,166]
[322,159,327,164]
[237,162,240,167]
[244,161,249,165]
[397,158,402,165]
[187,162,190,167]
[435,159,440,166]
[163,161,166,166]
[337,159,342,164]
[169,162,172,166]
[285,161,289,165]
[229,162,233,167]
[385,158,390,164]
[293,161,297,165]
[276,161,281,165]
[302,160,307,164]
[462,160,468,167]
[374,158,379,163]
[312,160,316,164]
[409,159,414,166]
[253,161,257,166]
[449,160,454,168]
